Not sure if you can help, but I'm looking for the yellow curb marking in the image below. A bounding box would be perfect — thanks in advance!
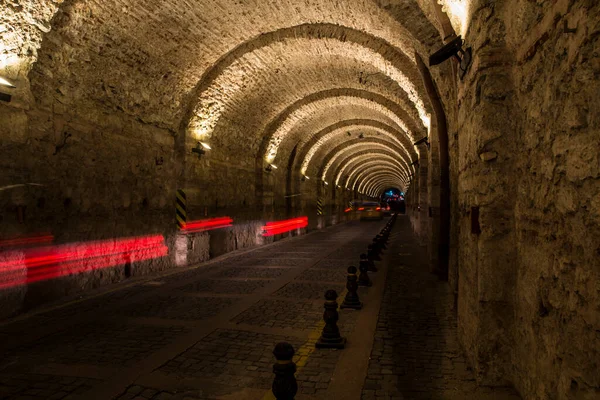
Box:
[261,288,348,400]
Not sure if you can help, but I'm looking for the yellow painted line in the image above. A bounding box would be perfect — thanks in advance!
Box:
[260,288,348,400]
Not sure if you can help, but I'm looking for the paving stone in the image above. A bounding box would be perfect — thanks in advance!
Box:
[312,258,358,270]
[295,268,347,283]
[361,220,521,400]
[159,329,305,389]
[231,299,322,330]
[0,221,383,399]
[213,266,289,279]
[236,258,308,267]
[0,373,98,399]
[273,282,345,300]
[4,322,190,367]
[119,295,235,320]
[267,252,319,259]
[177,279,272,294]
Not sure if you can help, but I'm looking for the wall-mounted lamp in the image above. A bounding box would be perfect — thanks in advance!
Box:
[192,141,211,158]
[265,163,277,172]
[0,77,16,89]
[301,175,310,182]
[0,77,15,103]
[323,181,329,186]
[429,35,472,80]
[414,136,430,149]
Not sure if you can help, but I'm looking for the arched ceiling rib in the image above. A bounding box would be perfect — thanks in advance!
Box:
[294,118,418,175]
[356,167,407,191]
[366,177,405,196]
[20,1,447,131]
[363,175,406,195]
[342,156,410,187]
[320,143,410,182]
[335,152,414,187]
[350,164,408,190]
[311,137,409,181]
[259,88,424,164]
[372,180,408,196]
[186,23,433,142]
[355,168,407,193]
[300,124,414,175]
[347,161,409,189]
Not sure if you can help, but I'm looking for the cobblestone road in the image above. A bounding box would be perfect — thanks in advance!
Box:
[361,218,522,400]
[0,220,385,400]
[0,218,523,400]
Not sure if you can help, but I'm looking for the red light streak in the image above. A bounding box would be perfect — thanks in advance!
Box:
[0,233,54,248]
[182,217,233,233]
[376,207,381,211]
[358,207,365,211]
[0,235,168,290]
[344,208,352,213]
[262,217,308,237]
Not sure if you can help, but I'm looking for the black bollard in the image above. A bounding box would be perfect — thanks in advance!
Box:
[372,237,383,254]
[368,244,381,261]
[358,258,373,286]
[361,253,377,272]
[272,342,298,400]
[376,235,387,250]
[341,266,362,310]
[315,290,346,349]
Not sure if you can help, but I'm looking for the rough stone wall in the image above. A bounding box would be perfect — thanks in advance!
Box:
[0,88,179,318]
[508,0,600,397]
[455,0,522,388]
[454,0,600,398]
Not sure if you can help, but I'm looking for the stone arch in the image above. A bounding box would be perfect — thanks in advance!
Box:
[364,175,407,196]
[349,163,409,191]
[255,89,421,208]
[357,168,408,193]
[181,23,432,140]
[321,145,412,184]
[371,180,405,197]
[342,156,410,188]
[356,169,407,194]
[298,120,417,176]
[315,137,410,180]
[258,88,424,165]
[294,118,418,171]
[334,151,414,188]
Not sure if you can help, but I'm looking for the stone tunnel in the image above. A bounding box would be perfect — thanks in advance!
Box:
[0,0,598,399]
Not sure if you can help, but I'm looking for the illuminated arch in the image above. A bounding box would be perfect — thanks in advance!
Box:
[185,23,432,143]
[321,142,410,181]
